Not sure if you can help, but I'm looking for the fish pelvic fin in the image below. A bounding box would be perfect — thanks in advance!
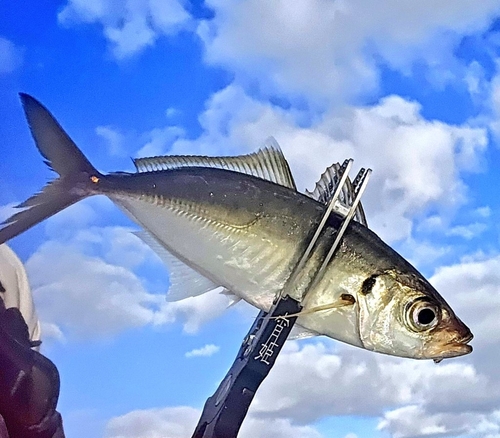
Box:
[0,94,102,244]
[289,324,320,340]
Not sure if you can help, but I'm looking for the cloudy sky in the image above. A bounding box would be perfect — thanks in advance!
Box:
[1,1,500,437]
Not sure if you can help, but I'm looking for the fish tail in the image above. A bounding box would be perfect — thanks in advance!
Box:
[0,94,102,244]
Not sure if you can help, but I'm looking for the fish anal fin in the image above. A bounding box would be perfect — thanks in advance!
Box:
[133,230,220,301]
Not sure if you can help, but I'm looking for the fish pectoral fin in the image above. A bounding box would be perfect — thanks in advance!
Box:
[271,294,356,319]
[133,137,296,190]
[297,294,356,316]
[133,230,221,301]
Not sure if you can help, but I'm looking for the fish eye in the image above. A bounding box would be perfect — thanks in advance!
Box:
[406,299,440,332]
[416,307,435,325]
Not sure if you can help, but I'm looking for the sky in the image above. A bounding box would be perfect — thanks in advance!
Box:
[1,1,500,437]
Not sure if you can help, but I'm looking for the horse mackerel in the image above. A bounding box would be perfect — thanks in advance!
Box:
[0,94,473,361]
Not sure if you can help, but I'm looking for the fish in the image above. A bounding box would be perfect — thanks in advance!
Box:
[0,93,473,361]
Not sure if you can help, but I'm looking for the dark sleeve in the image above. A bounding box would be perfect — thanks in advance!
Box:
[0,296,65,438]
[0,415,9,438]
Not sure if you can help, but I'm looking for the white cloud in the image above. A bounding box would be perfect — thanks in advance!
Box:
[0,36,23,74]
[447,222,488,240]
[94,112,184,159]
[185,343,220,358]
[242,338,500,438]
[58,0,192,59]
[396,238,451,269]
[155,289,230,334]
[40,321,66,343]
[102,335,500,437]
[27,237,232,339]
[136,125,185,157]
[43,200,99,240]
[416,215,446,233]
[198,0,500,101]
[465,60,489,101]
[431,254,500,349]
[105,405,324,438]
[96,125,125,156]
[239,417,323,438]
[104,16,156,59]
[55,0,500,97]
[165,107,181,119]
[26,239,163,338]
[105,406,199,438]
[486,66,500,141]
[378,405,500,438]
[247,342,492,423]
[475,206,492,218]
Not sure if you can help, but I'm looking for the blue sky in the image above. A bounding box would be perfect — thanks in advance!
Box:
[2,1,500,437]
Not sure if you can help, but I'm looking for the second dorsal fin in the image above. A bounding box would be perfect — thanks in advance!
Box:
[133,137,296,189]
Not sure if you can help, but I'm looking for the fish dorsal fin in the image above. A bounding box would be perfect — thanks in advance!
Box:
[306,163,368,226]
[133,137,297,190]
[133,231,220,301]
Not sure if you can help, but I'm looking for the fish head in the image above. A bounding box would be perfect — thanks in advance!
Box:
[355,269,473,360]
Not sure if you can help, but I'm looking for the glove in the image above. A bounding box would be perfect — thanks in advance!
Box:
[0,296,65,438]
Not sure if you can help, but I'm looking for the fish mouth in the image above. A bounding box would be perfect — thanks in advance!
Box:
[424,323,474,359]
[457,332,474,344]
[447,333,473,355]
[431,331,474,359]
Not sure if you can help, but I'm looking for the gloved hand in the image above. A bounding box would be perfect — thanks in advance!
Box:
[0,243,65,438]
[0,294,64,438]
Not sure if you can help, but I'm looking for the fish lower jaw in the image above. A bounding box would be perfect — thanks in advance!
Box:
[425,335,474,359]
[444,332,474,356]
[438,342,473,358]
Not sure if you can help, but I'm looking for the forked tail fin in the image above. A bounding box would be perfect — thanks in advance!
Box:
[0,94,102,244]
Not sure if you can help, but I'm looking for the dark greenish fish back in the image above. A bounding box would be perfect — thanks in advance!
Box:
[100,166,329,230]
